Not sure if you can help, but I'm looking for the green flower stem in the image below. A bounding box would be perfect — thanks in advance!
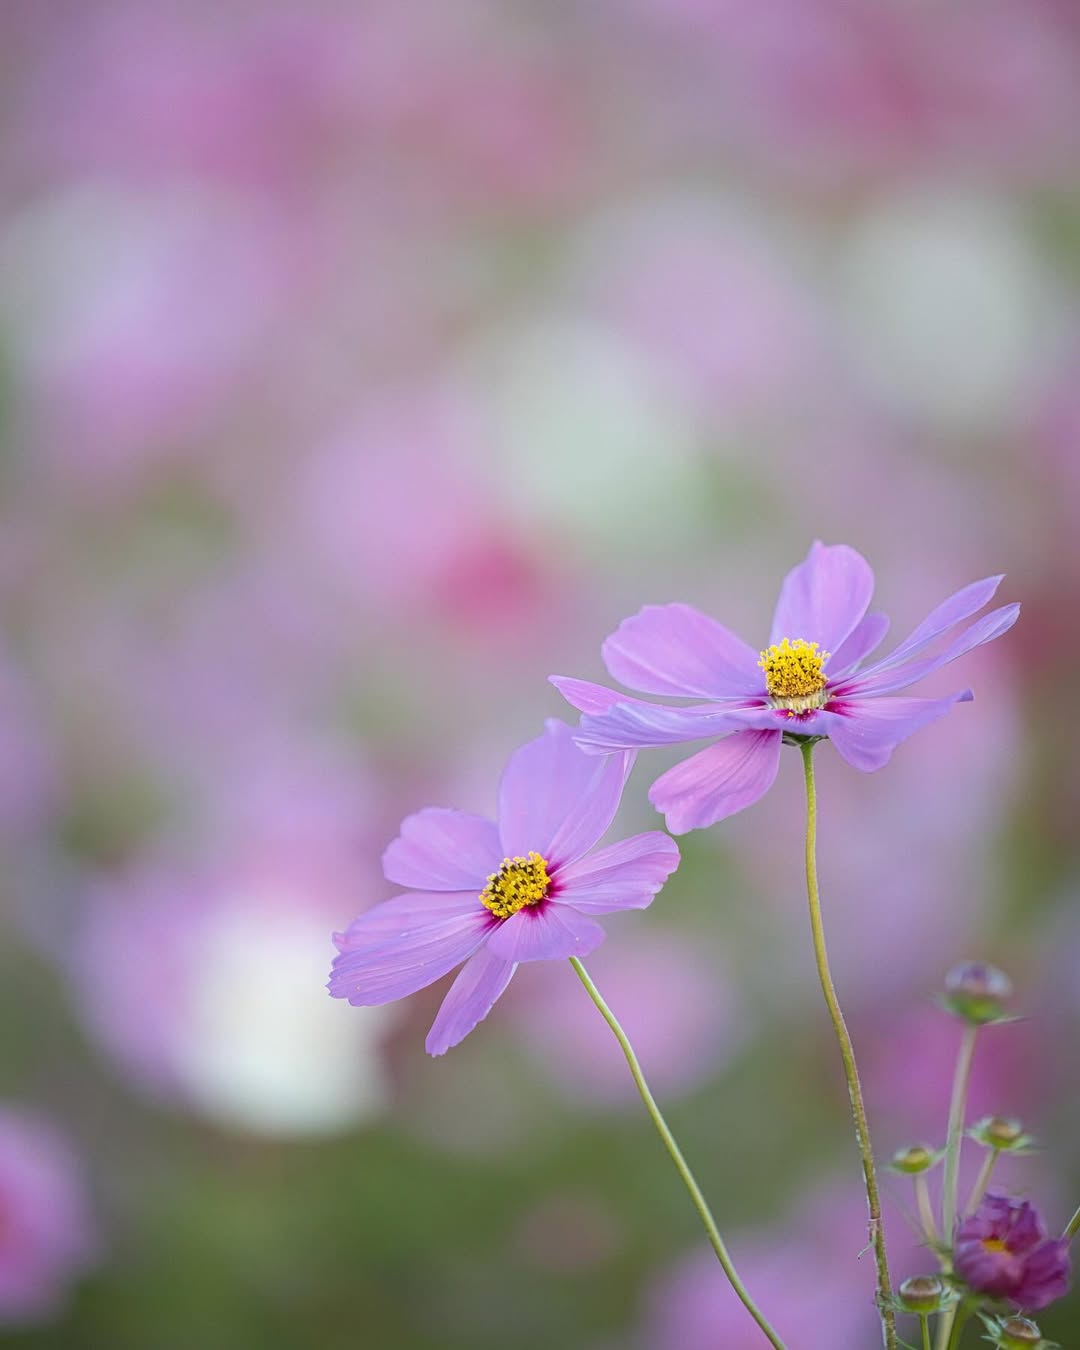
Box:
[934,1026,979,1350]
[915,1174,939,1245]
[964,1148,999,1218]
[945,1302,973,1350]
[942,1025,979,1240]
[920,1313,932,1350]
[569,956,786,1350]
[800,742,896,1350]
[1063,1205,1080,1242]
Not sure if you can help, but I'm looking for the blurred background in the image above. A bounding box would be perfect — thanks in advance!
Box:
[0,2,1079,1346]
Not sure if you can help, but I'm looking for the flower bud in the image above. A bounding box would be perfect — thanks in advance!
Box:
[897,1275,947,1314]
[943,961,1013,1024]
[969,1115,1035,1153]
[996,1316,1044,1348]
[890,1144,937,1174]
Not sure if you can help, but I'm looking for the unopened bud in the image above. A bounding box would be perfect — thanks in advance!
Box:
[943,961,1013,1024]
[897,1275,947,1314]
[891,1144,936,1175]
[997,1317,1043,1348]
[969,1115,1034,1153]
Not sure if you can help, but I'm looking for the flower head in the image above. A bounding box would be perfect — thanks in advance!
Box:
[328,721,679,1055]
[552,541,1018,832]
[953,1194,1070,1313]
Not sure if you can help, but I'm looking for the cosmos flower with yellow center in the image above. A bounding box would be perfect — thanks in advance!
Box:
[329,722,679,1055]
[552,541,1018,833]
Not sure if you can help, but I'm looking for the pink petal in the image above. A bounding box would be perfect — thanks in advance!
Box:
[648,729,783,832]
[769,541,874,653]
[554,832,680,913]
[821,691,973,772]
[425,947,518,1056]
[854,574,1004,678]
[382,807,501,891]
[549,676,633,714]
[328,893,492,1004]
[498,720,632,866]
[602,603,762,698]
[837,604,1018,698]
[486,903,606,963]
[574,699,758,752]
[826,611,889,677]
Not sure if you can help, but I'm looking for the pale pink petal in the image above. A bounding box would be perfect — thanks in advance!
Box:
[554,832,680,913]
[328,893,492,1004]
[648,730,783,832]
[602,603,762,698]
[821,691,973,772]
[425,948,518,1056]
[769,541,874,653]
[853,574,1004,678]
[498,720,632,866]
[574,699,760,752]
[549,676,633,714]
[837,604,1018,698]
[382,807,501,891]
[826,611,889,677]
[486,903,606,963]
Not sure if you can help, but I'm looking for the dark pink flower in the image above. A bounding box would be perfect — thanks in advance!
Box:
[953,1194,1070,1313]
[553,541,1017,832]
[328,721,679,1055]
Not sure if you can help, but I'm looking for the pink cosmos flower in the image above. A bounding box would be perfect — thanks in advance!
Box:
[553,541,1018,832]
[328,721,679,1055]
[953,1194,1070,1313]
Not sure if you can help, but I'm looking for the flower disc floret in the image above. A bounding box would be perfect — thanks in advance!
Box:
[480,852,551,919]
[758,637,830,709]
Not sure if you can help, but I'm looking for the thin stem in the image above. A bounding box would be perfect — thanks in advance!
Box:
[945,1303,973,1350]
[934,1027,979,1350]
[800,742,896,1350]
[964,1149,998,1217]
[1063,1205,1080,1242]
[915,1173,939,1245]
[568,957,786,1349]
[942,1025,979,1242]
[920,1314,932,1350]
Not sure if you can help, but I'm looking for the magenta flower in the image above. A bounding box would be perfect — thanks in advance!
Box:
[328,721,679,1055]
[953,1194,1070,1313]
[552,541,1018,832]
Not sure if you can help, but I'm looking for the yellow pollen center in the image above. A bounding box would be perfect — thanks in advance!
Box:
[758,637,830,711]
[480,852,551,919]
[982,1238,1009,1254]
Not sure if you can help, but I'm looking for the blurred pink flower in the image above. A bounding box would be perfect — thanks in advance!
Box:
[0,1108,97,1324]
[509,930,740,1107]
[74,750,395,1136]
[643,1185,893,1349]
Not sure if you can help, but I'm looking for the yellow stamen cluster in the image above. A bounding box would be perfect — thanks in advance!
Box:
[480,852,551,919]
[758,637,830,712]
[982,1238,1009,1255]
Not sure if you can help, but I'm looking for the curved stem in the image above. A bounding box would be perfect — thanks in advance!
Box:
[935,1026,978,1350]
[963,1149,998,1218]
[1063,1204,1080,1242]
[915,1173,938,1245]
[942,1026,978,1241]
[569,956,786,1349]
[946,1302,973,1350]
[800,742,896,1350]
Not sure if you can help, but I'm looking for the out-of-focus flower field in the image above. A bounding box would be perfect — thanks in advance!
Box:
[1,3,1079,1347]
